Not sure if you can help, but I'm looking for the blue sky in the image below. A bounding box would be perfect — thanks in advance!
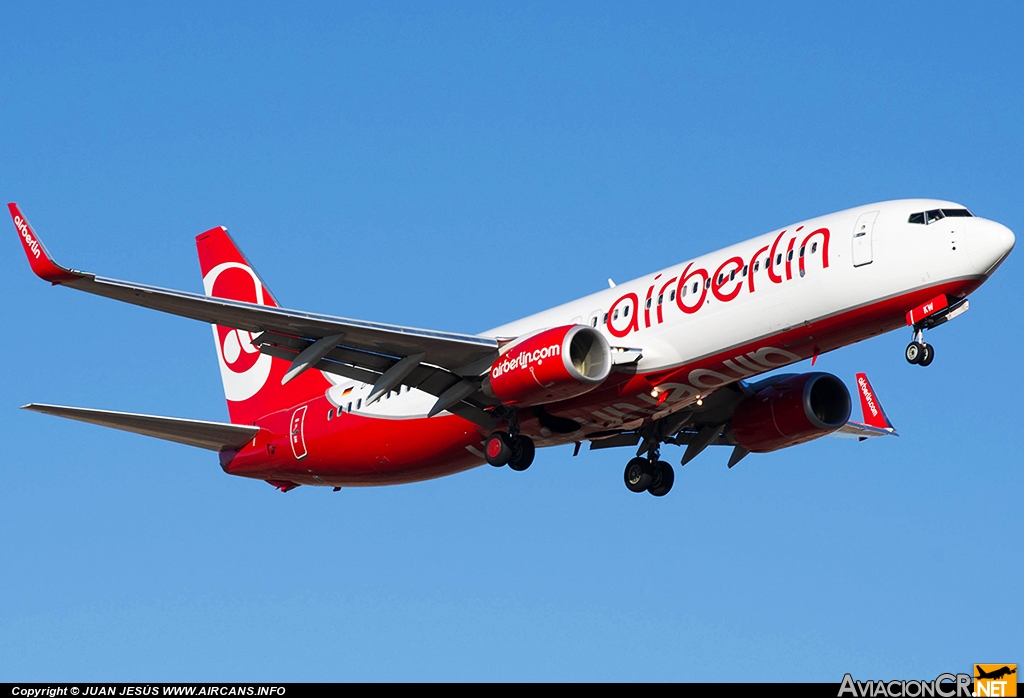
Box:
[1,1,1021,681]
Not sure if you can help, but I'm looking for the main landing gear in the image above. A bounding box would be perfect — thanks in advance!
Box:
[623,443,675,497]
[905,328,935,367]
[485,411,535,471]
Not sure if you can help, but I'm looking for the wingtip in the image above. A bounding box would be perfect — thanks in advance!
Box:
[9,205,86,284]
[854,372,895,431]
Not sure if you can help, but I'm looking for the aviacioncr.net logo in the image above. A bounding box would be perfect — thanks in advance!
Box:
[202,262,273,402]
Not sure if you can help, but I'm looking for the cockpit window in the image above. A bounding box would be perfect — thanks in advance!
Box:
[908,208,973,225]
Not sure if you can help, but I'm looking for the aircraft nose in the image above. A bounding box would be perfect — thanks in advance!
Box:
[966,218,1015,276]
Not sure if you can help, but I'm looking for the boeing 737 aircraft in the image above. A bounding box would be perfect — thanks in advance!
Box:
[10,200,1014,496]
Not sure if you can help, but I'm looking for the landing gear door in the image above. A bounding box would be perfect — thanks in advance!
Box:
[852,211,879,267]
[290,405,308,461]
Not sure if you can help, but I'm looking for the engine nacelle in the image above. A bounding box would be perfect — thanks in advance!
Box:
[483,325,612,407]
[730,372,851,453]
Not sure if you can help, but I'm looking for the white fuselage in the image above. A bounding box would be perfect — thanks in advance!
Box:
[327,199,1013,429]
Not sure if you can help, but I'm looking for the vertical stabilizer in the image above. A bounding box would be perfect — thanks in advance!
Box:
[196,228,330,424]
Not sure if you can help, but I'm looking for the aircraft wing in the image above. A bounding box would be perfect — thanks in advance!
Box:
[23,404,260,452]
[588,371,897,466]
[10,204,500,384]
[832,421,898,439]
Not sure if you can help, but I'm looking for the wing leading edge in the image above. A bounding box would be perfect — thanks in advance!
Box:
[9,203,499,377]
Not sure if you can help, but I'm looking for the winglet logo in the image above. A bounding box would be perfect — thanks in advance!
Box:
[202,262,274,402]
[858,375,879,419]
[14,215,41,259]
[974,664,1017,697]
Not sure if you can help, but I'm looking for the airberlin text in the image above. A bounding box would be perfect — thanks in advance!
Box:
[13,215,41,259]
[581,345,802,429]
[838,673,972,698]
[606,226,830,338]
[858,375,880,419]
[491,344,561,379]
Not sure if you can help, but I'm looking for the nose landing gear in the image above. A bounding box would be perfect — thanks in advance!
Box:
[905,328,935,367]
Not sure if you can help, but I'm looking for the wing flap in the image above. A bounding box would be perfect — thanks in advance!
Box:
[23,404,260,452]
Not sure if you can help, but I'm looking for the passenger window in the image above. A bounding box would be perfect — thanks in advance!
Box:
[669,290,676,301]
[799,246,805,257]
[754,261,760,272]
[787,250,794,261]
[357,399,362,408]
[591,316,598,327]
[613,309,619,320]
[347,402,352,412]
[603,313,608,324]
[776,254,782,266]
[704,278,711,290]
[692,282,699,294]
[742,265,748,277]
[327,409,334,420]
[811,242,818,253]
[624,305,630,318]
[682,285,687,297]
[658,294,663,305]
[645,298,652,309]
[729,270,735,281]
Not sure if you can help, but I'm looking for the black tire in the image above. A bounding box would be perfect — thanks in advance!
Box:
[648,461,675,497]
[919,343,935,366]
[905,342,922,364]
[624,457,655,493]
[485,432,513,467]
[508,436,535,471]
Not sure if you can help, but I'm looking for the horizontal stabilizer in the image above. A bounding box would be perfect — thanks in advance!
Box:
[23,404,260,452]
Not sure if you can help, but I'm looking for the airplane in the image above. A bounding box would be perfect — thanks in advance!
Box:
[9,199,1015,496]
[976,666,1017,681]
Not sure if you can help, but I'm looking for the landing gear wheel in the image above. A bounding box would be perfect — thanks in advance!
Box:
[648,461,675,497]
[919,343,935,366]
[624,457,655,493]
[508,436,535,471]
[485,432,514,467]
[905,341,924,365]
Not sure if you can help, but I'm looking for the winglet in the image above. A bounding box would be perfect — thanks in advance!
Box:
[8,203,86,284]
[855,373,895,430]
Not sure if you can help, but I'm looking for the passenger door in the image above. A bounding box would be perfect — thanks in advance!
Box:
[852,211,878,267]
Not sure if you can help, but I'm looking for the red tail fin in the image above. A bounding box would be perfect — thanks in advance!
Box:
[196,227,330,424]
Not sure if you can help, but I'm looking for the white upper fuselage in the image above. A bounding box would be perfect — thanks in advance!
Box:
[326,199,1014,420]
[488,198,1012,371]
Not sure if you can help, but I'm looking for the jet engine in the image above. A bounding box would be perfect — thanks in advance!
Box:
[482,325,612,407]
[730,372,851,453]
